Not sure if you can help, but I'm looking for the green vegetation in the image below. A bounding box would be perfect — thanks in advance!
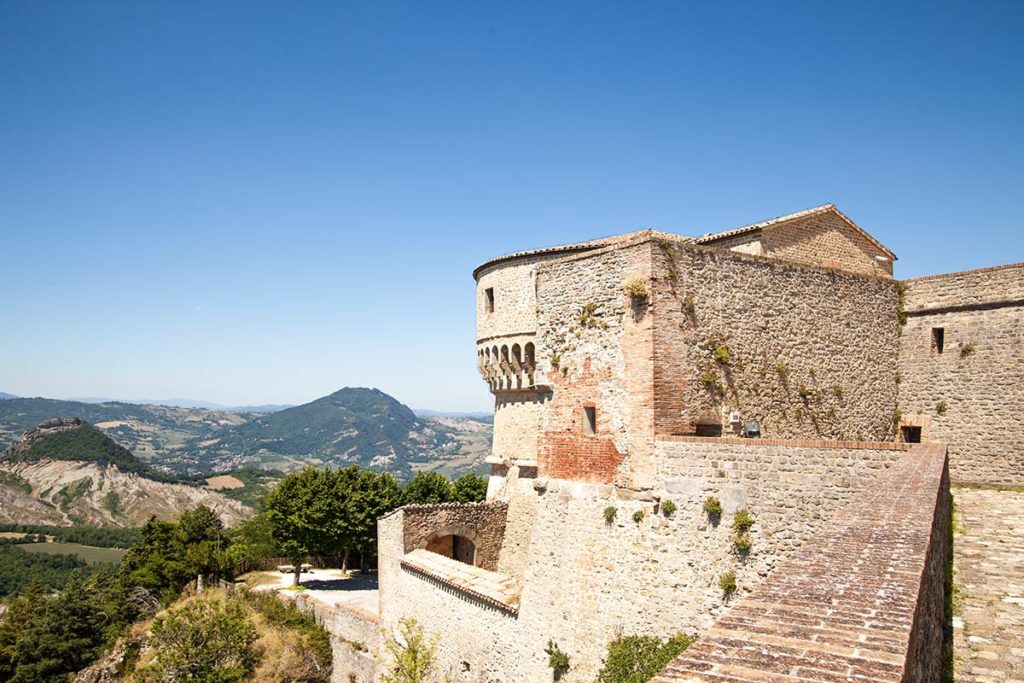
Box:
[718,571,737,595]
[381,618,439,683]
[3,422,180,483]
[960,343,976,358]
[604,506,618,524]
[452,471,488,502]
[0,523,141,547]
[623,277,650,300]
[0,470,31,493]
[936,401,948,415]
[703,496,722,522]
[732,534,752,555]
[140,596,259,683]
[595,633,696,683]
[712,344,731,365]
[0,545,92,596]
[546,640,571,678]
[210,467,284,507]
[632,509,645,524]
[731,510,754,533]
[403,471,457,504]
[660,500,676,517]
[19,542,127,565]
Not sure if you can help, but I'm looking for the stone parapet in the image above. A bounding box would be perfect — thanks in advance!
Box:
[653,443,950,682]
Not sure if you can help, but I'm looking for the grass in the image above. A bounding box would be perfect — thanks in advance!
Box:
[20,541,127,565]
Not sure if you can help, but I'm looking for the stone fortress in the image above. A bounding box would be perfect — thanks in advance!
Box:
[322,204,1022,682]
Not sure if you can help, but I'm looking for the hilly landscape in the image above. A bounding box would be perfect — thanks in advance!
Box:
[0,419,250,527]
[0,388,492,482]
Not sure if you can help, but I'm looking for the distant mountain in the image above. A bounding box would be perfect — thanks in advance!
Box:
[0,419,250,527]
[68,397,292,413]
[0,392,17,400]
[190,388,457,477]
[0,390,491,480]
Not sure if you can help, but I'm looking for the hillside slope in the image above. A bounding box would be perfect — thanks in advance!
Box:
[189,387,457,476]
[0,420,250,527]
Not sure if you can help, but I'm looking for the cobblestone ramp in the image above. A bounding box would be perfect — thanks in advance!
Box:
[953,487,1024,682]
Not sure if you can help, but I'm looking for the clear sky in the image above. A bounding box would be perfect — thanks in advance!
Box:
[1,1,1021,412]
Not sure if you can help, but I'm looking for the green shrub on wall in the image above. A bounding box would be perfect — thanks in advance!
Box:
[595,633,696,683]
[718,571,737,595]
[732,510,754,533]
[660,500,676,517]
[604,506,618,524]
[546,640,571,679]
[703,497,722,522]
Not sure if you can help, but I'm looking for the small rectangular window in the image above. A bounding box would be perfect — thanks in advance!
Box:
[583,406,597,435]
[901,426,922,443]
[485,288,495,313]
[931,328,945,355]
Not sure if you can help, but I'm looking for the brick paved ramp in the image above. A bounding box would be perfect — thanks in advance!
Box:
[653,443,950,682]
[953,487,1024,682]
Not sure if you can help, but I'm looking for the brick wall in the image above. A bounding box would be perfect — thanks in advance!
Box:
[654,443,950,682]
[761,209,894,278]
[652,240,900,441]
[899,262,1024,485]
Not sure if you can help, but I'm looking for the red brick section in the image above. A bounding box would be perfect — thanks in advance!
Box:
[653,443,950,683]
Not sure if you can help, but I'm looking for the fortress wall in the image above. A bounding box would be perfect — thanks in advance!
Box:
[654,443,950,682]
[899,263,1024,485]
[651,240,900,441]
[533,240,657,487]
[376,441,910,682]
[289,593,381,683]
[398,502,508,571]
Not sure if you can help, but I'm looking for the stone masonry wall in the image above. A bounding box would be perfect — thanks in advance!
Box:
[899,262,1024,485]
[534,239,659,487]
[398,502,508,571]
[654,443,950,682]
[375,441,908,682]
[652,240,900,441]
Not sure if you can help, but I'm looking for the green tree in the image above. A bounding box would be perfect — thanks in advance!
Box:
[142,598,259,683]
[176,506,229,590]
[264,467,346,585]
[226,511,278,571]
[402,472,455,505]
[452,472,488,503]
[340,467,402,573]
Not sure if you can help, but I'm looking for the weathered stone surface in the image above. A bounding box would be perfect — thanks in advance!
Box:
[653,444,950,683]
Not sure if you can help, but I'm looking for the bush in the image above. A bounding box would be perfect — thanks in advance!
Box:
[718,571,737,595]
[623,277,650,300]
[595,633,696,683]
[381,618,439,683]
[732,534,752,555]
[546,640,571,678]
[604,506,618,524]
[660,500,676,517]
[960,343,976,358]
[702,497,722,522]
[936,401,948,415]
[632,509,645,524]
[712,345,731,365]
[731,510,754,533]
[141,598,260,683]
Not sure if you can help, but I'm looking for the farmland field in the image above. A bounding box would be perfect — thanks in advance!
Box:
[20,542,127,565]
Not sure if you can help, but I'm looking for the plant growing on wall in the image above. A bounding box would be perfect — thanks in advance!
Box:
[546,641,571,679]
[604,506,618,524]
[380,618,439,683]
[775,362,790,376]
[660,500,676,517]
[594,633,696,683]
[732,533,752,556]
[936,401,948,415]
[632,509,645,524]
[712,344,731,365]
[832,385,844,398]
[959,343,976,358]
[718,571,737,596]
[703,497,722,523]
[731,510,754,533]
[623,277,649,300]
[577,302,609,330]
[896,281,908,328]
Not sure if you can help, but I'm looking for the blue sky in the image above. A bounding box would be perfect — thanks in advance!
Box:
[1,1,1021,412]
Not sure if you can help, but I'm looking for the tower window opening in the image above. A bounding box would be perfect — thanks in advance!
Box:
[583,406,597,435]
[931,327,945,355]
[485,288,495,313]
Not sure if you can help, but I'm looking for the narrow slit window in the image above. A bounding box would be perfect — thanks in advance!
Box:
[583,406,597,435]
[485,287,495,313]
[931,327,945,355]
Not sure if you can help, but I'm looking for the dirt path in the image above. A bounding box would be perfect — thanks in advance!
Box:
[953,487,1024,682]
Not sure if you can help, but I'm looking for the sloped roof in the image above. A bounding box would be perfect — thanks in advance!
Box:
[695,204,897,260]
